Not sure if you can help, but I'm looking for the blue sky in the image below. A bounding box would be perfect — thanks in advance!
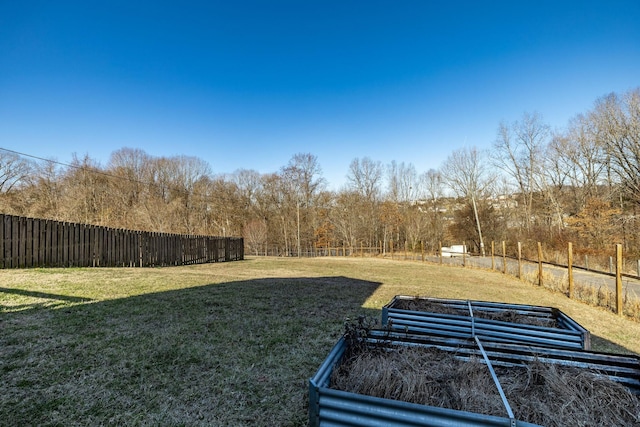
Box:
[1,1,639,189]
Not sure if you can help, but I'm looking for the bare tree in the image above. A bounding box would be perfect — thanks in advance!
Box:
[280,153,326,255]
[347,157,383,202]
[257,172,291,255]
[418,169,446,252]
[106,147,154,229]
[493,112,550,232]
[441,147,492,254]
[592,88,640,204]
[17,160,63,219]
[346,157,383,248]
[244,219,267,255]
[0,150,33,214]
[0,150,32,193]
[58,154,111,225]
[386,160,419,203]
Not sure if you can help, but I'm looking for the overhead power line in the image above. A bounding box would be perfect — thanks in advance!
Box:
[0,147,238,202]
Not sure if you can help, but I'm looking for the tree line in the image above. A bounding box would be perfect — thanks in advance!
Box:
[1,87,639,258]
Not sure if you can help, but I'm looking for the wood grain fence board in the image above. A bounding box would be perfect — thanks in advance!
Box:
[6,215,11,267]
[33,220,44,267]
[60,222,66,267]
[25,218,33,267]
[61,221,67,267]
[0,215,4,268]
[85,224,90,267]
[78,223,84,267]
[58,221,64,267]
[53,221,59,267]
[49,220,56,266]
[0,214,243,269]
[69,223,74,267]
[109,228,115,267]
[18,216,25,268]
[73,222,78,267]
[33,219,40,267]
[103,227,108,266]
[11,216,18,268]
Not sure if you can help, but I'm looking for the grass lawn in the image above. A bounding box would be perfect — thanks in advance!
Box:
[1,256,639,426]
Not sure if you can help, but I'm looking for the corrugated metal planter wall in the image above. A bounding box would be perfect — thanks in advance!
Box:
[309,333,640,427]
[382,296,591,350]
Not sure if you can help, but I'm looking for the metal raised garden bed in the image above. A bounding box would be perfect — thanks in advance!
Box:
[382,296,591,350]
[309,331,640,427]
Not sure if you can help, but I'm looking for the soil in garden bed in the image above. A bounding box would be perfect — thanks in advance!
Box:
[392,299,558,328]
[330,345,640,426]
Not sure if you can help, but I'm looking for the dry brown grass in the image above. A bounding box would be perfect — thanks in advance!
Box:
[332,342,640,426]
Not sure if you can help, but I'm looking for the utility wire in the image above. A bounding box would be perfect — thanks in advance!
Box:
[0,147,240,202]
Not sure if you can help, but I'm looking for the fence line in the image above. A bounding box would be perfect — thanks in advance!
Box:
[0,214,244,268]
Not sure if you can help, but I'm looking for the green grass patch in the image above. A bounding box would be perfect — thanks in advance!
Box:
[1,257,639,425]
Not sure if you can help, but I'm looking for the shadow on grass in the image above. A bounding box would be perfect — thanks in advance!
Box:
[0,287,95,312]
[0,276,382,427]
[590,334,638,355]
[0,287,94,302]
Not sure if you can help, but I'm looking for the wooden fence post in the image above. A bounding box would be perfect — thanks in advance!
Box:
[491,241,495,271]
[439,241,443,265]
[517,242,522,279]
[421,240,425,262]
[568,242,574,299]
[616,244,623,316]
[537,242,543,287]
[502,241,506,274]
[462,241,466,267]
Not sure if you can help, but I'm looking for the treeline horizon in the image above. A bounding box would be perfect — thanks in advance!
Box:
[1,87,639,258]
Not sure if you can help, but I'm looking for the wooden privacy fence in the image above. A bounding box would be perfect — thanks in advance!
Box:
[0,214,244,268]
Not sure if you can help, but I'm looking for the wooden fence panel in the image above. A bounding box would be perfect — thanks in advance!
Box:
[49,219,56,266]
[33,219,40,267]
[25,218,32,268]
[61,222,68,267]
[0,214,243,269]
[0,215,4,268]
[12,216,19,268]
